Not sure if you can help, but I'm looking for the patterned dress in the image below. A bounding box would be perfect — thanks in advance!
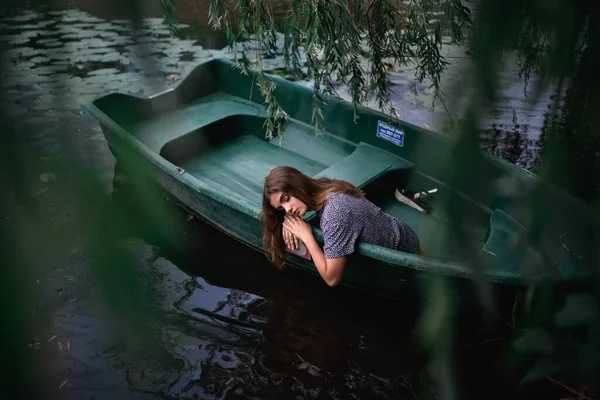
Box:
[317,192,420,258]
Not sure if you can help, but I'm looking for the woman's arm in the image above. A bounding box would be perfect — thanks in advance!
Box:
[283,215,347,287]
[302,234,347,287]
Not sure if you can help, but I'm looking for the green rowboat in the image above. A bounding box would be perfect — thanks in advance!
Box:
[86,58,596,301]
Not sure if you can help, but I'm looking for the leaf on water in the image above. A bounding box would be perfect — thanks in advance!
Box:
[86,38,115,48]
[112,25,132,32]
[99,53,122,63]
[78,16,105,23]
[40,172,56,184]
[58,378,68,389]
[37,38,60,44]
[3,46,44,58]
[4,104,28,118]
[29,186,48,197]
[24,117,50,124]
[512,328,555,354]
[93,23,116,31]
[0,34,22,42]
[34,66,63,76]
[45,110,74,118]
[99,31,120,39]
[8,38,31,46]
[553,293,599,328]
[30,56,51,64]
[31,104,50,111]
[48,65,68,72]
[88,68,120,76]
[46,41,64,48]
[6,12,41,22]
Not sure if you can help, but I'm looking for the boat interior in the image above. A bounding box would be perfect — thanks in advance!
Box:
[126,92,497,263]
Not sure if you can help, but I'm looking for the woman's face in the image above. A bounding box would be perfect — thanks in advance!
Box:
[269,191,308,217]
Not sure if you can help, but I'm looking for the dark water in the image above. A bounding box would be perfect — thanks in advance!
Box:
[0,3,570,400]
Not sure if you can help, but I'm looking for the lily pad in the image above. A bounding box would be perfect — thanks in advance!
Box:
[37,37,61,44]
[9,38,31,46]
[64,29,98,38]
[99,31,121,39]
[59,16,82,23]
[74,54,101,63]
[6,61,36,73]
[45,110,74,118]
[33,66,62,76]
[20,30,47,38]
[30,56,51,64]
[9,74,40,86]
[7,46,46,57]
[35,94,57,104]
[44,73,73,86]
[94,23,117,31]
[77,84,104,95]
[24,116,51,124]
[76,47,109,56]
[78,16,106,23]
[7,12,42,22]
[72,23,96,29]
[0,34,22,42]
[118,72,147,83]
[46,50,73,60]
[126,46,162,58]
[152,29,172,36]
[99,52,122,63]
[109,37,134,46]
[83,38,115,48]
[4,103,28,118]
[61,33,82,40]
[88,68,120,76]
[112,25,133,32]
[136,36,160,43]
[30,104,51,111]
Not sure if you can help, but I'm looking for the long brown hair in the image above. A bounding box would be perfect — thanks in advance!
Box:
[259,166,364,269]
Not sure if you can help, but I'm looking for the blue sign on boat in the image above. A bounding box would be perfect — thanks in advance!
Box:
[376,120,405,147]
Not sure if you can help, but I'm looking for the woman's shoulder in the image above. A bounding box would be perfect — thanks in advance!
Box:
[321,192,363,223]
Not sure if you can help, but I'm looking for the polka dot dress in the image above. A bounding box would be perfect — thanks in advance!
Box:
[318,192,420,258]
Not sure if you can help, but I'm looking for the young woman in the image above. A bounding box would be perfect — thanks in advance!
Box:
[260,166,421,287]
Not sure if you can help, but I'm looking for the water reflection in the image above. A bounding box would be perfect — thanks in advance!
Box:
[106,164,427,399]
[1,6,565,399]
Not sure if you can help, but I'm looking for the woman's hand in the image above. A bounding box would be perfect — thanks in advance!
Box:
[283,215,313,244]
[282,225,299,250]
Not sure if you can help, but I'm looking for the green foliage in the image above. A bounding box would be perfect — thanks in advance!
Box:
[511,293,600,387]
[512,328,555,355]
[207,0,472,136]
[159,0,181,34]
[553,293,599,328]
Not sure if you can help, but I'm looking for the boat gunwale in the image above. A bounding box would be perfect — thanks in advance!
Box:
[84,57,594,286]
